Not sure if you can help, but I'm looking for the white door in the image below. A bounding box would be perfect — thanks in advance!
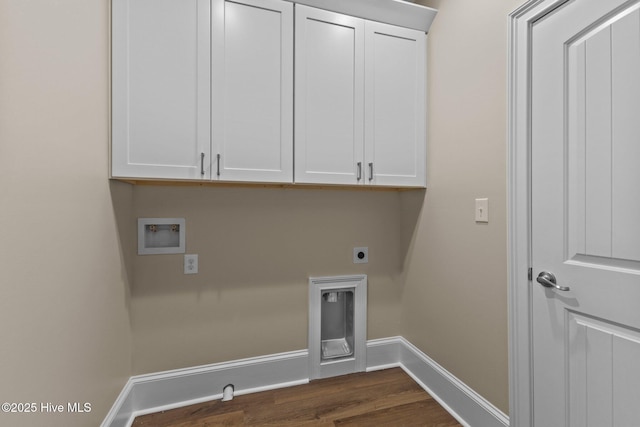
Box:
[532,1,640,425]
[211,0,293,183]
[112,0,211,180]
[294,5,365,185]
[364,21,426,187]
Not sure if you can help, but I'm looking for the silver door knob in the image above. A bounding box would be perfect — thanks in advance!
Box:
[536,271,570,291]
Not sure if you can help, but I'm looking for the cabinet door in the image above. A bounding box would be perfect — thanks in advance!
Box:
[212,0,293,183]
[364,21,426,187]
[295,5,365,185]
[112,0,211,179]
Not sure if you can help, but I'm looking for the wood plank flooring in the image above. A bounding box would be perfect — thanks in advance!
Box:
[132,368,462,426]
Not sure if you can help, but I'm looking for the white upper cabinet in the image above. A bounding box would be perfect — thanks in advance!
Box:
[294,5,365,185]
[112,0,430,188]
[112,0,211,180]
[294,5,427,187]
[364,21,426,187]
[212,0,293,183]
[112,0,293,182]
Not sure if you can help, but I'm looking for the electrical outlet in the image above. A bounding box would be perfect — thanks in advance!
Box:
[184,254,198,274]
[353,247,368,264]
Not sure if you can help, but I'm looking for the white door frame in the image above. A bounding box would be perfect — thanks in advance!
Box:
[507,1,571,425]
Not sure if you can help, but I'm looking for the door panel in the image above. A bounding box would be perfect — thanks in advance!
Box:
[567,312,640,427]
[611,10,640,262]
[294,5,364,185]
[532,0,640,425]
[569,9,640,264]
[211,0,293,183]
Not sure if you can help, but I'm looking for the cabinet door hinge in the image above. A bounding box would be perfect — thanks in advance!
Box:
[528,267,533,281]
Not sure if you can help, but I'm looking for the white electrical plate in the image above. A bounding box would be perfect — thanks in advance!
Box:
[138,218,186,255]
[475,198,489,223]
[184,254,198,274]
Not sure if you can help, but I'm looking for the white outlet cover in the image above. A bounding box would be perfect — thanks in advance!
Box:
[184,254,198,274]
[353,247,368,264]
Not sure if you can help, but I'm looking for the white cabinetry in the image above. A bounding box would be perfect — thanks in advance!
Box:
[112,0,293,183]
[365,21,426,187]
[112,0,429,188]
[294,6,365,185]
[294,5,426,187]
[112,0,211,180]
[212,0,293,182]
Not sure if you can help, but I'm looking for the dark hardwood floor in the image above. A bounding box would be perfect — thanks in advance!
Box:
[132,368,462,426]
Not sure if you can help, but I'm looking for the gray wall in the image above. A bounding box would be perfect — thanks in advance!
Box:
[402,0,525,412]
[129,186,405,374]
[0,1,132,425]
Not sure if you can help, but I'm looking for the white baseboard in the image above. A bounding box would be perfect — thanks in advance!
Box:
[102,337,508,427]
[397,337,509,427]
[100,350,309,427]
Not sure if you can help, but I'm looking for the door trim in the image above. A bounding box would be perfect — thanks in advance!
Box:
[507,1,571,425]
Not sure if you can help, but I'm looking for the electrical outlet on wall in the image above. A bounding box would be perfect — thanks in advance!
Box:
[184,254,198,274]
[353,247,368,264]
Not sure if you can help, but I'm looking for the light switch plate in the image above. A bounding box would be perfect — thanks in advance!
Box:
[475,198,489,223]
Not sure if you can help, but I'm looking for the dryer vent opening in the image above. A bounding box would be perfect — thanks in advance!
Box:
[321,290,355,360]
[309,275,367,380]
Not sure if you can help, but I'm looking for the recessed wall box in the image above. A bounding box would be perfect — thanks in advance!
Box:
[138,218,185,255]
[309,275,367,380]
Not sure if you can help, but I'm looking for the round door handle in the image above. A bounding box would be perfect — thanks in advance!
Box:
[536,271,570,291]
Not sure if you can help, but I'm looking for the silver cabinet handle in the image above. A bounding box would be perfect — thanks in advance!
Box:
[216,154,221,177]
[536,271,570,291]
[200,153,205,176]
[368,162,373,181]
[357,162,362,181]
